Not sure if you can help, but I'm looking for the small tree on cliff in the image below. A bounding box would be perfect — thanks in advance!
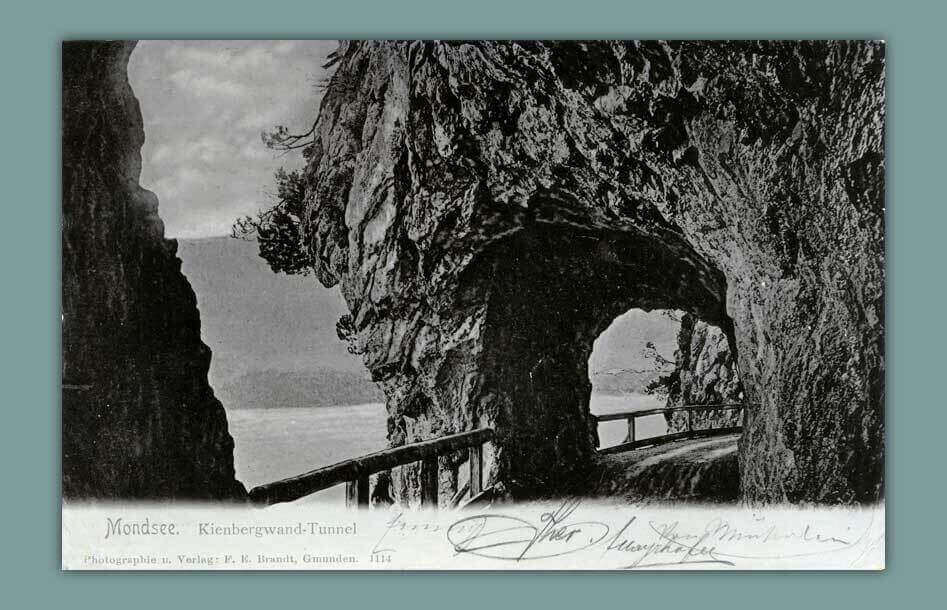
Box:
[231,168,313,276]
[232,161,360,356]
[335,314,363,356]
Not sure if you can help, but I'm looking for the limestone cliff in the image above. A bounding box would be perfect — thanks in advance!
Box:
[304,41,885,504]
[665,313,744,432]
[62,41,245,500]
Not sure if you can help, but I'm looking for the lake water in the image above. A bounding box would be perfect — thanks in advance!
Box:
[590,393,668,447]
[227,392,666,504]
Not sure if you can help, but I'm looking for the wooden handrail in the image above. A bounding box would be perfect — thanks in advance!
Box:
[593,402,748,422]
[598,426,744,455]
[593,402,752,451]
[250,403,751,506]
[249,427,494,507]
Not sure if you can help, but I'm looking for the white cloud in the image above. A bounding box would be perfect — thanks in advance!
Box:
[149,136,231,165]
[165,42,288,73]
[129,41,337,237]
[235,102,298,131]
[238,140,276,162]
[273,40,299,55]
[168,68,250,98]
[150,166,208,200]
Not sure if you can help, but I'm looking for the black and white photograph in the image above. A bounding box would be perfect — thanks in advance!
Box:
[61,39,885,570]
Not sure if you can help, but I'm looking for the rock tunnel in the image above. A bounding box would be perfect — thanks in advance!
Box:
[450,214,732,498]
[303,40,885,504]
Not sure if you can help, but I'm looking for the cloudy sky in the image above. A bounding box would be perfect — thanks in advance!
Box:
[128,40,337,238]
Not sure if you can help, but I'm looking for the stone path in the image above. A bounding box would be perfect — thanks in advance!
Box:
[587,433,741,503]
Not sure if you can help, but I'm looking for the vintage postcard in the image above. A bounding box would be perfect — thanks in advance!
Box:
[61,40,885,570]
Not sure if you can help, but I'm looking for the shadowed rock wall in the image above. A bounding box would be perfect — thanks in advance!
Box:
[62,41,245,500]
[304,41,884,504]
[665,313,744,432]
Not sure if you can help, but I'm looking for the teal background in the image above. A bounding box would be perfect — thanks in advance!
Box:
[2,0,939,606]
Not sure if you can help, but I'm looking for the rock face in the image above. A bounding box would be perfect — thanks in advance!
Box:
[62,42,245,500]
[665,313,744,432]
[304,41,885,504]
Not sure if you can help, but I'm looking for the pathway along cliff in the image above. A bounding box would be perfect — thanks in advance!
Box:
[301,41,884,505]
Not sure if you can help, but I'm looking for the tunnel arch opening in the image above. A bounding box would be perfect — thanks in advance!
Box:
[452,216,739,499]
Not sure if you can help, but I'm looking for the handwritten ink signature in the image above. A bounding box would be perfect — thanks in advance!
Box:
[446,499,610,561]
[372,512,442,556]
[601,517,735,568]
[437,500,874,568]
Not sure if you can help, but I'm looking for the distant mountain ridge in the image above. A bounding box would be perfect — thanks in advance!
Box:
[588,309,680,394]
[590,370,664,394]
[215,368,383,409]
[176,236,379,409]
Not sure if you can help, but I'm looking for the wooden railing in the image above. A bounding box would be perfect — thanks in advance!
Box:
[248,428,494,507]
[248,403,749,506]
[594,403,748,455]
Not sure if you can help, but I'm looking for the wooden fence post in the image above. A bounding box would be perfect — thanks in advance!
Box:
[345,476,370,507]
[627,417,636,443]
[356,475,369,507]
[345,480,357,507]
[469,444,483,497]
[421,455,439,507]
[687,409,693,433]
